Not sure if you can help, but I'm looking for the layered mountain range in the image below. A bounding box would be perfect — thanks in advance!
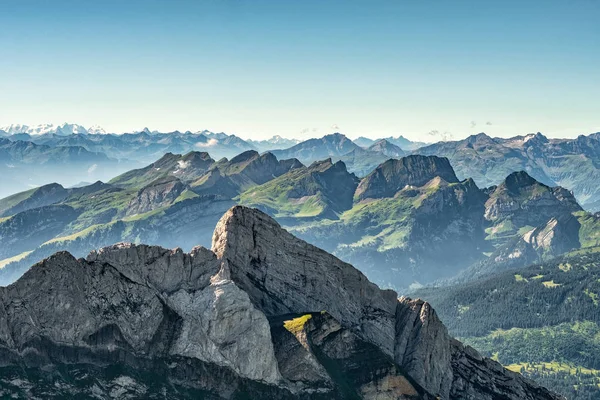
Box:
[1,147,598,292]
[417,132,600,211]
[3,125,598,212]
[0,205,562,399]
[0,137,138,198]
[1,126,598,398]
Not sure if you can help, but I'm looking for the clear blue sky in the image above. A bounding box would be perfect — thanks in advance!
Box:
[0,0,598,141]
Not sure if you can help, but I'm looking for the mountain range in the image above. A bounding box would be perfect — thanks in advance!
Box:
[1,128,599,398]
[417,132,600,212]
[1,147,598,293]
[0,137,138,199]
[0,205,563,399]
[3,124,599,213]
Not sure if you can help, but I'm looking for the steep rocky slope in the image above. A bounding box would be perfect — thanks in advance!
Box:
[355,155,459,201]
[0,151,301,285]
[0,206,561,399]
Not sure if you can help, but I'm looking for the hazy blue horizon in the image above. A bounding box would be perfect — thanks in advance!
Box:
[1,0,598,141]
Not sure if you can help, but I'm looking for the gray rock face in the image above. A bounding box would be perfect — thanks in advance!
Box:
[126,177,187,216]
[355,155,459,201]
[0,206,563,399]
[212,205,398,356]
[395,297,453,398]
[484,171,582,226]
[212,206,563,400]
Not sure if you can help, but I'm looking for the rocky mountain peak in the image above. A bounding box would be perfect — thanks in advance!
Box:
[503,170,539,191]
[466,132,495,145]
[228,149,260,164]
[0,206,563,399]
[355,155,459,201]
[368,139,405,157]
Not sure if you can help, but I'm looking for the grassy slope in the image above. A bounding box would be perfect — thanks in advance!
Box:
[238,167,329,218]
[0,187,37,214]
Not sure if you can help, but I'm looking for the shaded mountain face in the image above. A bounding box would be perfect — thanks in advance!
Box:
[271,133,361,164]
[110,151,216,189]
[415,248,600,399]
[0,206,561,400]
[484,171,582,241]
[447,172,587,282]
[415,132,600,212]
[235,154,593,290]
[0,183,68,217]
[1,150,597,292]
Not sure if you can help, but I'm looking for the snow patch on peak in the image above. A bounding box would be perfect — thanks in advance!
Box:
[0,123,107,136]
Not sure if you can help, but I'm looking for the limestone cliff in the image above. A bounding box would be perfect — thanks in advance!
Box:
[0,206,563,399]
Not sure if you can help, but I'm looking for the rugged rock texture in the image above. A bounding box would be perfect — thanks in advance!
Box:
[211,206,562,399]
[395,297,453,397]
[0,195,235,287]
[126,176,187,216]
[355,155,459,201]
[0,206,563,399]
[212,205,398,355]
[484,171,582,227]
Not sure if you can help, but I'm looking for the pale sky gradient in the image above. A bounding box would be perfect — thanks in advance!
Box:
[0,0,598,141]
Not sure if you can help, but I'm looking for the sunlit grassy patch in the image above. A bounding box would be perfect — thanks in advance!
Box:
[542,280,561,288]
[514,274,528,282]
[283,314,313,334]
[0,251,33,269]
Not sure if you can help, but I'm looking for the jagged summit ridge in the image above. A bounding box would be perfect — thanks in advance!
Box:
[355,155,459,201]
[0,206,562,399]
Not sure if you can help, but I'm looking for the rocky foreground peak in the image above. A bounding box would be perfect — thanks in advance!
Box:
[0,206,562,399]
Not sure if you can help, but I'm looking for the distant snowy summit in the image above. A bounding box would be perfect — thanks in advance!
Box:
[0,123,106,136]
